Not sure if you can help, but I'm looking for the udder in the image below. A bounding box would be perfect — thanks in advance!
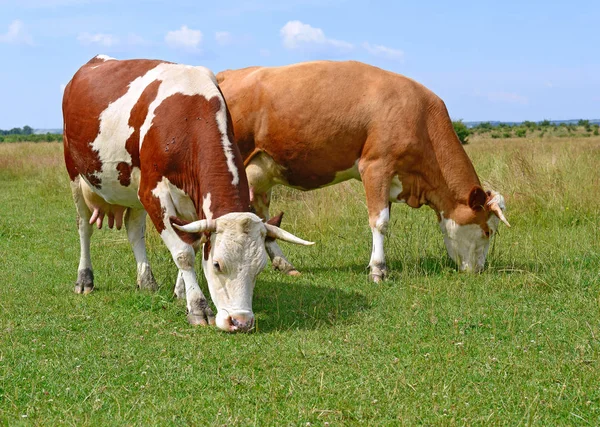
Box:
[81,179,127,229]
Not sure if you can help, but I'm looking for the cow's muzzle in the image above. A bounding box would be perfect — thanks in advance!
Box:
[217,310,255,333]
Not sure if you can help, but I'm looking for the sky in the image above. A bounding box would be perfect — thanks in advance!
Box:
[0,0,599,129]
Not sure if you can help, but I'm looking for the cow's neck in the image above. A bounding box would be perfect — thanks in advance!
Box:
[191,146,250,221]
[420,111,482,217]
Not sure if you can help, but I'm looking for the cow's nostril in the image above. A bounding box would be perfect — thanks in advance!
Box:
[229,316,254,332]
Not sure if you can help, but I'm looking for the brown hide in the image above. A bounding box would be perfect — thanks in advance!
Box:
[63,57,250,235]
[138,93,250,231]
[217,61,486,225]
[63,59,165,188]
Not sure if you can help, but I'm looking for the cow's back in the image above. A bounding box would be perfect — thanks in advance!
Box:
[218,60,442,189]
[64,55,249,217]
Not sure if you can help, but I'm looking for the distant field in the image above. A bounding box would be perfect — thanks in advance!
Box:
[0,137,599,425]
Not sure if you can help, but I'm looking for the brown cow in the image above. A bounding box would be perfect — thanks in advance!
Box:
[63,55,313,332]
[217,60,509,282]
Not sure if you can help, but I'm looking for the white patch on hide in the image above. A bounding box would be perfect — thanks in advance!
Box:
[151,176,197,223]
[214,92,240,186]
[203,193,213,220]
[95,54,115,61]
[135,63,239,187]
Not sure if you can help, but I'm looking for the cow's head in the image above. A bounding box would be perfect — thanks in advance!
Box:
[439,187,509,273]
[172,212,313,332]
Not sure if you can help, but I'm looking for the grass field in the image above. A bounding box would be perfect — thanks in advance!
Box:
[1,137,599,425]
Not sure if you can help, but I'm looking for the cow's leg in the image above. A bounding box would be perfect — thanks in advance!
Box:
[124,208,158,291]
[247,153,300,275]
[139,185,215,326]
[251,188,300,275]
[70,177,95,294]
[173,271,185,299]
[162,231,215,325]
[360,161,391,283]
[258,190,299,275]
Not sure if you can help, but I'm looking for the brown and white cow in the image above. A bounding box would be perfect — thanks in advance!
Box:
[216,60,510,281]
[62,55,313,332]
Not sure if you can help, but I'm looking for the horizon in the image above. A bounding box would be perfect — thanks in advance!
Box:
[1,0,599,128]
[3,118,599,133]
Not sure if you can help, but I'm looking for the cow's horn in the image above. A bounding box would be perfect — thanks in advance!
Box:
[264,224,315,246]
[172,219,217,233]
[488,202,510,228]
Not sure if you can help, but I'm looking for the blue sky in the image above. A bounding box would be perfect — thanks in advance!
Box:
[0,0,598,129]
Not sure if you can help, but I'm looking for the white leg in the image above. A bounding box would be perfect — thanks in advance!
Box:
[70,178,95,294]
[173,271,185,299]
[160,230,215,325]
[251,188,299,275]
[125,208,158,291]
[140,180,214,325]
[368,207,390,283]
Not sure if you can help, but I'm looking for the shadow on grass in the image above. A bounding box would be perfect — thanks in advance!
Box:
[252,277,370,333]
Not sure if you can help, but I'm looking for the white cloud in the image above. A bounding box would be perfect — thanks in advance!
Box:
[165,25,202,50]
[215,31,232,46]
[362,42,403,61]
[487,92,528,105]
[0,20,34,45]
[77,32,119,47]
[280,20,353,53]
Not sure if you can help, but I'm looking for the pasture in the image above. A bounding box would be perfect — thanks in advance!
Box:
[0,137,599,425]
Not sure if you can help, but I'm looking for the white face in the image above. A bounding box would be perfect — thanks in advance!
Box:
[201,212,269,332]
[439,214,499,273]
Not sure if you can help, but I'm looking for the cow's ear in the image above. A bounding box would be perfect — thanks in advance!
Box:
[266,212,284,241]
[170,216,202,245]
[468,186,487,211]
[266,212,284,227]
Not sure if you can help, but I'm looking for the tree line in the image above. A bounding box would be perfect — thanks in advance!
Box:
[453,119,599,144]
[0,125,62,143]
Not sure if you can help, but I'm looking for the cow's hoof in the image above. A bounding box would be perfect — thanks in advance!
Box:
[75,269,94,294]
[368,273,384,283]
[137,276,158,292]
[187,311,216,326]
[368,265,387,283]
[272,256,300,275]
[187,299,215,326]
[74,283,94,294]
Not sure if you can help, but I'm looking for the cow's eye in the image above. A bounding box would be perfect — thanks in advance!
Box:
[213,261,222,272]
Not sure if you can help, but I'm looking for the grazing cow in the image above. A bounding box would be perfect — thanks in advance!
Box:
[62,55,313,332]
[216,60,510,282]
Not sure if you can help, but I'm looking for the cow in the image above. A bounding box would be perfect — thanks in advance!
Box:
[62,55,313,332]
[216,60,510,282]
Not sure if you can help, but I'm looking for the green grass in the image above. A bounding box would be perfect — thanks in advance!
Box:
[1,139,599,425]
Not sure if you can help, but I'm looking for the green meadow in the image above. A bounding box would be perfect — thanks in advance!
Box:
[0,137,599,425]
